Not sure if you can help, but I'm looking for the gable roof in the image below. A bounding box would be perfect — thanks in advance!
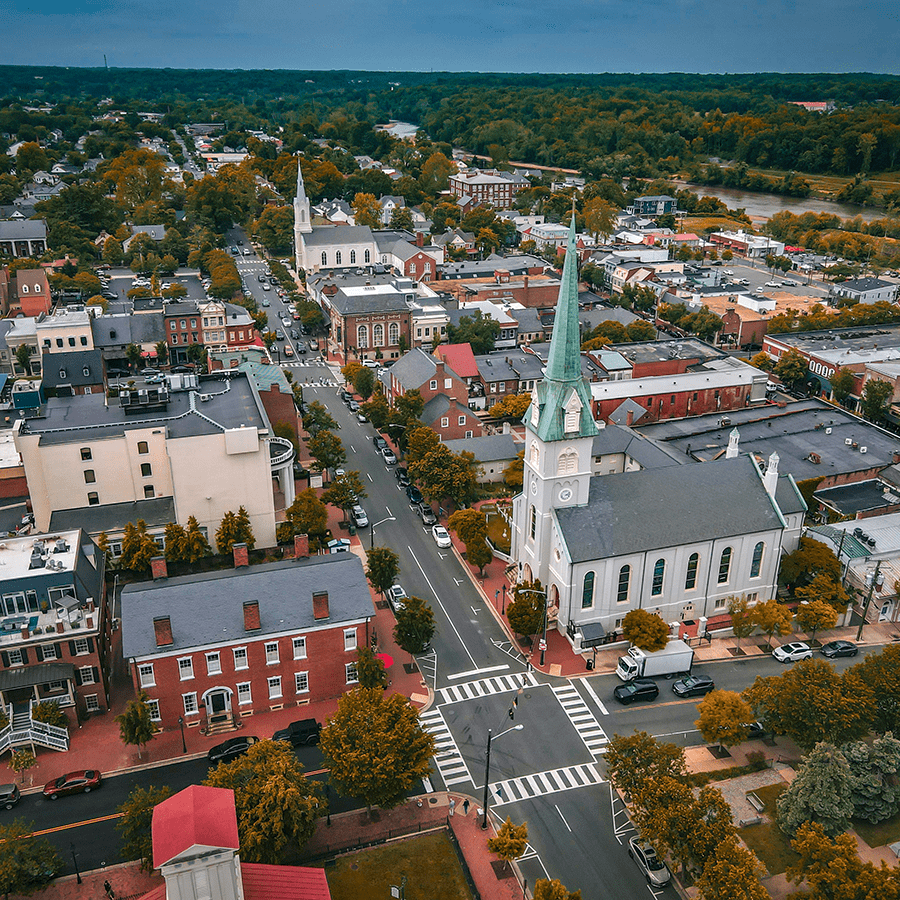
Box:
[435,343,479,379]
[388,347,439,390]
[422,393,478,423]
[301,225,375,248]
[41,350,104,389]
[241,863,332,900]
[153,785,239,869]
[445,433,519,462]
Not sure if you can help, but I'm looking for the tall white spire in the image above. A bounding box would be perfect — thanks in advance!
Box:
[726,427,740,459]
[763,450,779,497]
[294,154,311,236]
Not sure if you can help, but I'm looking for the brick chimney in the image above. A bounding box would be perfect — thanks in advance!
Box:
[233,543,249,568]
[893,451,900,465]
[56,621,64,634]
[294,533,309,559]
[312,591,330,620]
[151,555,168,580]
[153,616,173,647]
[626,409,634,427]
[243,600,261,631]
[20,626,29,639]
[416,231,424,248]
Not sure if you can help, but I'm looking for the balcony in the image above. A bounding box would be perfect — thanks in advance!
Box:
[0,602,97,646]
[268,436,295,468]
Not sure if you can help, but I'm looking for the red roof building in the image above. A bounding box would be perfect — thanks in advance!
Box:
[434,342,479,383]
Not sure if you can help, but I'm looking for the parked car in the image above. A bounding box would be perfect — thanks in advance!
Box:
[269,276,279,285]
[420,506,438,526]
[351,505,369,527]
[746,721,767,740]
[432,525,452,548]
[43,770,103,799]
[672,674,715,698]
[257,274,266,282]
[356,412,367,423]
[406,484,423,504]
[283,345,294,357]
[627,837,671,886]
[395,467,410,486]
[274,329,284,340]
[820,640,859,659]
[382,448,397,465]
[272,718,321,747]
[388,583,407,612]
[348,400,360,413]
[208,736,259,765]
[290,329,299,340]
[261,297,270,307]
[262,283,271,291]
[772,641,813,663]
[0,783,20,809]
[373,435,388,452]
[613,678,659,705]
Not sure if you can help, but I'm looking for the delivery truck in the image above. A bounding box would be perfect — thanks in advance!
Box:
[615,639,695,682]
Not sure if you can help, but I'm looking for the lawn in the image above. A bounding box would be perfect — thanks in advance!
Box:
[483,504,512,554]
[853,811,900,849]
[750,782,786,816]
[325,831,474,900]
[740,820,801,876]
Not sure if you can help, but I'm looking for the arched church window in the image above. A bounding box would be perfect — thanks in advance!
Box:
[581,572,595,609]
[364,249,371,263]
[357,325,368,349]
[651,559,665,596]
[321,252,327,266]
[718,547,733,584]
[557,448,577,475]
[617,566,630,604]
[335,251,342,265]
[350,250,356,264]
[750,542,765,578]
[685,553,699,590]
[529,443,540,466]
[373,324,384,347]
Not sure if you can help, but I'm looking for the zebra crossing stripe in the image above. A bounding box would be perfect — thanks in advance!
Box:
[552,685,609,756]
[438,671,537,705]
[419,708,473,787]
[490,762,605,807]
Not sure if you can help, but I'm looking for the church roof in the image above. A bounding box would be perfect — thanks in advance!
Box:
[555,455,782,563]
[152,785,239,869]
[301,225,375,247]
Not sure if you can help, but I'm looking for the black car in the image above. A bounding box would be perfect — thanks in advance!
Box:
[614,678,659,705]
[290,329,299,340]
[820,640,859,659]
[207,735,259,764]
[272,718,321,747]
[406,484,423,504]
[395,467,410,487]
[672,674,715,698]
[373,435,388,452]
[746,721,767,740]
[0,783,20,810]
[269,276,279,285]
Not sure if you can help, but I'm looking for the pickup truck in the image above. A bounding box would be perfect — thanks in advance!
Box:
[272,718,321,747]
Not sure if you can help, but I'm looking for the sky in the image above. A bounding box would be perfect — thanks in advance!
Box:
[4,0,900,74]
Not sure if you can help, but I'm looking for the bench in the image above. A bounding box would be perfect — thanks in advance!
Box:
[747,792,765,813]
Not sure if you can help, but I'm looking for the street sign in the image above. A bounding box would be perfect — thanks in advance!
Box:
[539,639,547,651]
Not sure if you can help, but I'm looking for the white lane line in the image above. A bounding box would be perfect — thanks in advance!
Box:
[471,606,479,615]
[447,664,509,680]
[409,546,477,667]
[350,445,356,452]
[581,678,609,716]
[386,506,393,516]
[367,473,373,482]
[555,804,572,832]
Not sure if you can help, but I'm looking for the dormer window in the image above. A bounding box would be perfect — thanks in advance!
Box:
[21,285,29,294]
[83,367,90,377]
[59,369,67,379]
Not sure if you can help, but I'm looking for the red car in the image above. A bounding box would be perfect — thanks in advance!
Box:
[43,770,102,800]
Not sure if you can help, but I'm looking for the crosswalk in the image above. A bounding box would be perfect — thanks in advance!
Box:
[552,684,609,756]
[490,762,606,807]
[438,671,538,705]
[419,707,473,787]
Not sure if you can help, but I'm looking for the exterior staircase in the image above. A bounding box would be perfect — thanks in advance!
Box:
[0,702,69,755]
[203,710,239,736]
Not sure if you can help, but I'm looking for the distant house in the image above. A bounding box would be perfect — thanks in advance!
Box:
[421,394,483,441]
[123,224,166,253]
[445,433,520,482]
[0,267,52,317]
[830,277,898,306]
[627,195,677,217]
[0,219,48,258]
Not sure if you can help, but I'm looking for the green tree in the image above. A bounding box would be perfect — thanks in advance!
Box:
[749,351,774,372]
[361,390,391,430]
[321,471,367,523]
[116,691,158,760]
[860,378,893,422]
[9,750,36,786]
[622,608,670,652]
[750,597,793,648]
[186,167,256,232]
[0,819,62,896]
[183,515,211,564]
[353,365,375,400]
[794,597,839,643]
[356,646,388,690]
[14,345,33,376]
[389,207,414,230]
[280,489,328,542]
[393,596,435,654]
[694,835,768,900]
[116,785,173,872]
[728,596,756,654]
[779,536,843,592]
[773,348,809,390]
[842,733,900,824]
[302,400,340,435]
[365,546,400,599]
[695,690,756,751]
[446,310,501,354]
[849,644,900,734]
[447,508,488,547]
[466,538,493,576]
[506,580,545,638]
[829,366,856,405]
[125,342,143,370]
[102,235,124,266]
[204,739,324,863]
[308,430,347,473]
[352,192,382,229]
[533,878,583,900]
[321,689,435,813]
[604,731,687,800]
[487,817,528,869]
[777,743,854,838]
[164,522,188,563]
[254,205,294,254]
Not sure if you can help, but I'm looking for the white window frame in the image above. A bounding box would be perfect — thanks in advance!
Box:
[444,378,452,389]
[206,652,221,676]
[441,417,449,427]
[429,379,437,390]
[237,682,252,705]
[79,666,95,685]
[146,698,160,721]
[138,663,155,688]
[7,648,23,666]
[458,415,466,426]
[265,641,280,665]
[177,656,194,681]
[295,671,309,694]
[41,643,59,661]
[182,692,199,715]
[85,694,101,713]
[74,638,90,655]
[343,628,357,652]
[268,676,282,699]
[293,636,307,659]
[233,647,248,670]
[345,662,359,684]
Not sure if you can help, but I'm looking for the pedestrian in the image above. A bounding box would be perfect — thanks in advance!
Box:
[449,797,456,816]
[104,881,115,899]
[462,798,470,815]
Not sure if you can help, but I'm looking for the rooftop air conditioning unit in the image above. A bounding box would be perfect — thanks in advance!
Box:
[825,427,832,434]
[845,438,853,445]
[199,394,212,402]
[860,446,867,453]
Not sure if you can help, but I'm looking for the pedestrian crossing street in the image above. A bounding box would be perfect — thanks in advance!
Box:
[551,684,609,756]
[489,762,606,808]
[438,671,538,705]
[419,707,473,787]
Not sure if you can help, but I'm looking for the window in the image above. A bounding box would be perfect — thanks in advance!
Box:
[80,448,92,461]
[458,416,466,426]
[364,249,371,264]
[344,628,357,652]
[373,323,384,346]
[651,559,666,596]
[56,338,63,348]
[79,666,95,684]
[265,641,280,664]
[183,693,198,715]
[617,566,631,603]
[293,636,307,659]
[69,337,76,347]
[41,643,58,661]
[357,325,368,348]
[140,463,152,477]
[429,379,438,390]
[233,647,248,670]
[146,698,160,721]
[718,547,733,584]
[444,378,453,389]
[465,430,473,438]
[237,682,252,705]
[295,671,309,694]
[138,663,155,687]
[268,676,282,699]
[84,469,96,484]
[143,485,154,499]
[7,648,23,666]
[321,251,327,266]
[581,572,595,609]
[714,596,727,610]
[85,694,101,713]
[389,322,399,345]
[87,492,99,506]
[529,505,536,540]
[350,250,356,265]
[441,417,449,428]
[490,383,497,392]
[750,542,764,578]
[74,638,90,655]
[178,657,194,680]
[206,652,221,676]
[557,448,578,475]
[335,251,342,265]
[685,553,699,590]
[345,662,359,684]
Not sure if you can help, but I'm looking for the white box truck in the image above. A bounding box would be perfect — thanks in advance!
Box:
[615,639,695,682]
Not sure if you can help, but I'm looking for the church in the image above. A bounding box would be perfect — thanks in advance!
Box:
[510,219,806,654]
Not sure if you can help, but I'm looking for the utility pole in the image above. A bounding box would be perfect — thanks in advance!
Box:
[856,560,881,642]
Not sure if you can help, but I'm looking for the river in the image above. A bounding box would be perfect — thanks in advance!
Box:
[675,182,883,223]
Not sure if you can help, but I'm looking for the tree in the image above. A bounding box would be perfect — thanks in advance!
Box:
[829,366,856,404]
[308,430,346,473]
[625,320,657,342]
[779,536,842,592]
[0,819,63,896]
[420,152,456,195]
[694,835,768,900]
[341,361,364,384]
[302,400,339,435]
[254,205,294,253]
[446,310,501,354]
[356,646,388,690]
[794,573,849,612]
[506,580,545,638]
[393,596,435,654]
[504,451,524,490]
[488,393,532,420]
[117,785,173,872]
[487,817,528,869]
[125,342,143,370]
[322,471,367,523]
[353,365,375,400]
[467,538,493,576]
[621,608,670,652]
[728,596,756,654]
[119,519,160,574]
[849,644,900,734]
[9,750,36,786]
[860,378,893,422]
[533,879,583,900]
[280,489,328,542]
[204,739,324,863]
[695,690,756,751]
[794,597,839,644]
[604,731,687,800]
[405,425,441,468]
[750,598,793,648]
[842,733,900,824]
[773,347,809,390]
[352,192,382,229]
[447,508,488,547]
[749,351,773,372]
[321,688,435,812]
[582,197,618,242]
[361,390,391,430]
[365,546,400,599]
[164,522,188,563]
[777,743,854,837]
[14,344,33,375]
[184,515,211,564]
[389,207,414,230]
[116,691,158,760]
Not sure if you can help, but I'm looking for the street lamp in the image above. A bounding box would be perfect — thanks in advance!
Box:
[516,586,549,666]
[370,515,396,550]
[71,842,82,884]
[482,724,524,829]
[178,716,186,753]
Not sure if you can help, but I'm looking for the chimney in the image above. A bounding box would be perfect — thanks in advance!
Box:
[893,451,900,465]
[626,409,634,427]
[312,591,330,620]
[56,621,64,634]
[243,600,261,631]
[153,616,173,647]
[416,231,424,248]
[294,533,309,559]
[150,555,168,580]
[763,451,780,497]
[20,627,29,640]
[233,543,249,568]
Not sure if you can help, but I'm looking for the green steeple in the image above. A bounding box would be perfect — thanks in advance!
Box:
[528,216,598,443]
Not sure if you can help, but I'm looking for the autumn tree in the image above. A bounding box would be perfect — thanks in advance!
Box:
[321,471,367,523]
[773,347,809,390]
[0,820,62,895]
[842,733,900,824]
[794,597,839,644]
[393,596,435,655]
[777,742,854,837]
[164,522,188,563]
[695,690,756,752]
[583,196,618,242]
[308,429,347,473]
[489,393,532,420]
[467,538,493,576]
[504,451,524,489]
[9,749,36,786]
[184,515,211,564]
[849,644,900,733]
[116,692,158,760]
[448,508,488,546]
[694,835,768,900]
[604,731,686,800]
[117,785,173,872]
[365,546,400,599]
[533,879,583,900]
[420,151,456,195]
[356,646,388,690]
[321,689,434,812]
[215,507,255,554]
[204,739,324,862]
[749,351,773,372]
[277,489,328,543]
[750,598,793,648]
[794,573,849,612]
[119,519,160,574]
[506,580,545,638]
[860,378,893,422]
[487,817,528,870]
[361,389,391,430]
[352,192,382,229]
[779,536,842,592]
[728,596,756,654]
[829,366,856,404]
[622,608,670,652]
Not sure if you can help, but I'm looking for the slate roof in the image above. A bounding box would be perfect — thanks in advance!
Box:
[555,455,782,563]
[130,224,166,241]
[813,479,890,516]
[301,225,375,247]
[121,553,373,659]
[329,285,412,316]
[509,307,545,336]
[833,277,894,293]
[444,433,519,462]
[50,497,176,534]
[92,313,166,347]
[0,219,47,240]
[608,398,648,426]
[389,347,439,390]
[41,350,104,389]
[591,422,684,469]
[422,393,478,424]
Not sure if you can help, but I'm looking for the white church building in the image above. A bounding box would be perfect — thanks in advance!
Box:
[510,220,806,654]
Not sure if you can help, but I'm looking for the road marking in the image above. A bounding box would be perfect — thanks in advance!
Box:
[350,445,355,452]
[386,506,393,516]
[489,762,606,807]
[409,546,476,667]
[419,708,473,787]
[552,684,609,756]
[471,606,479,615]
[367,473,373,482]
[555,804,572,832]
[440,672,537,704]
[447,664,510,680]
[454,578,463,586]
[29,812,122,837]
[581,677,609,716]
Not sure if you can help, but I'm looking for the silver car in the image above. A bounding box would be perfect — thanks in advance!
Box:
[628,837,671,886]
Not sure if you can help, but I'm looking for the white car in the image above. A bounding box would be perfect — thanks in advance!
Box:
[351,505,368,528]
[765,281,780,288]
[432,525,451,549]
[772,641,813,663]
[388,584,407,612]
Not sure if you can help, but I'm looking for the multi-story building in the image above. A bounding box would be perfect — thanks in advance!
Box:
[0,220,47,258]
[448,169,529,208]
[164,302,202,364]
[626,196,678,217]
[0,267,52,318]
[829,277,898,305]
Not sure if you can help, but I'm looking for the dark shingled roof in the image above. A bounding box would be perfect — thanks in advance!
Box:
[50,497,176,534]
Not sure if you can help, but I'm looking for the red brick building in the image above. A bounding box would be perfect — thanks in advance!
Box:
[164,302,202,365]
[421,395,483,441]
[120,546,374,731]
[0,267,52,317]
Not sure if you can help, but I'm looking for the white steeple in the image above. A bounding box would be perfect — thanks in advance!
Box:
[763,450,779,497]
[726,427,740,459]
[293,155,312,236]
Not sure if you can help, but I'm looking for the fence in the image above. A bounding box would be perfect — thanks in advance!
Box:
[300,815,447,863]
[446,816,482,900]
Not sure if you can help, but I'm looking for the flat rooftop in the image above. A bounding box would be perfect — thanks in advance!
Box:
[766,323,900,354]
[0,530,80,579]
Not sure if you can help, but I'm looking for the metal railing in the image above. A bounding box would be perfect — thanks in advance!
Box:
[0,702,70,754]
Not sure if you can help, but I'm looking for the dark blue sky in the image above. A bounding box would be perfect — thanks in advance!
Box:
[5,0,899,73]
